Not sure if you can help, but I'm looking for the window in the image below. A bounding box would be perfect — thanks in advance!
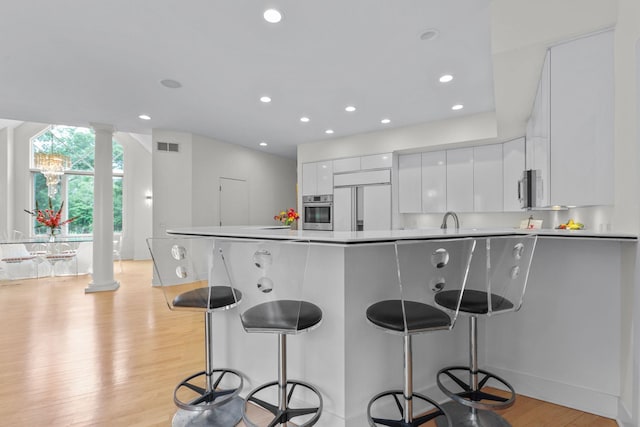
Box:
[30,126,124,236]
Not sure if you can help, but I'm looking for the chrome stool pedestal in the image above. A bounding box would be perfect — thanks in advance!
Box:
[241,314,323,427]
[367,334,451,427]
[434,236,538,427]
[435,318,514,427]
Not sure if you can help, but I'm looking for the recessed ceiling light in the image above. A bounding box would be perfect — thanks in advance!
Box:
[138,114,151,120]
[420,29,440,41]
[260,96,272,103]
[439,74,453,83]
[263,9,282,23]
[345,105,356,112]
[259,142,268,147]
[325,129,334,134]
[380,118,391,124]
[451,104,464,111]
[160,79,182,89]
[300,117,310,123]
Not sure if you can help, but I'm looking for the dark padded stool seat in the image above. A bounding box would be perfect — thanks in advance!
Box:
[242,299,322,332]
[435,289,514,314]
[172,286,242,310]
[367,300,451,332]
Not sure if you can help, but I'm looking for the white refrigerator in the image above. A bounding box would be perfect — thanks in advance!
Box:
[333,184,391,231]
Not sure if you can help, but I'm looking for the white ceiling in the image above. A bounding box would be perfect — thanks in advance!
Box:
[0,1,617,158]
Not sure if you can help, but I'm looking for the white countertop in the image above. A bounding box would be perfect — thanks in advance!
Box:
[166,226,637,244]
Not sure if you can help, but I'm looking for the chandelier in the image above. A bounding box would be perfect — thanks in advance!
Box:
[34,130,71,197]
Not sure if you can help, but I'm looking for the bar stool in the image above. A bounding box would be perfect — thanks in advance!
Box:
[365,238,476,427]
[147,237,244,427]
[216,238,323,427]
[434,234,537,427]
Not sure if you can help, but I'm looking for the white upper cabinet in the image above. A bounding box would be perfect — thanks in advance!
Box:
[549,30,614,206]
[302,163,316,196]
[332,157,361,174]
[473,144,503,212]
[398,153,422,213]
[503,138,525,212]
[302,161,333,196]
[525,51,551,207]
[361,153,393,170]
[398,143,522,214]
[421,151,446,213]
[446,148,474,212]
[316,161,333,195]
[525,30,614,207]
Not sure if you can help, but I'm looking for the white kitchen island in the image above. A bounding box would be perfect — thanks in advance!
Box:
[167,226,637,426]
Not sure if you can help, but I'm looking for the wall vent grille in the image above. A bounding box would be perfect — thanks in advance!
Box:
[157,141,179,153]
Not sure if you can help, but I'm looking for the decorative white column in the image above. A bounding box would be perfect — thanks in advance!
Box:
[86,123,119,293]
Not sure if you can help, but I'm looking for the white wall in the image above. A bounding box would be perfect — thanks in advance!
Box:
[114,132,152,260]
[11,122,49,235]
[152,130,297,235]
[297,111,497,163]
[0,127,12,238]
[152,130,193,238]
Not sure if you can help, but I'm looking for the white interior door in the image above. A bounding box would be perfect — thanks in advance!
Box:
[219,178,249,226]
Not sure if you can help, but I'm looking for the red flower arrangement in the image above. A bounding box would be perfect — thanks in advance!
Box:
[274,208,300,226]
[25,198,78,238]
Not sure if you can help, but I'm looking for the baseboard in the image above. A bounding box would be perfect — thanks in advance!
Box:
[617,399,633,427]
[487,365,619,419]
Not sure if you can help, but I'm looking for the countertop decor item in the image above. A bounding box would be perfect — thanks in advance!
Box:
[274,208,300,228]
[25,198,78,241]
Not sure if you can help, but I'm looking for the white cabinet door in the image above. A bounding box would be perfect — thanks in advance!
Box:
[503,138,525,212]
[446,148,474,212]
[361,153,392,169]
[333,187,352,232]
[316,161,333,195]
[421,151,446,213]
[473,144,503,212]
[333,170,390,187]
[363,185,391,231]
[550,30,614,206]
[526,51,551,207]
[333,157,361,173]
[398,153,422,213]
[302,162,317,196]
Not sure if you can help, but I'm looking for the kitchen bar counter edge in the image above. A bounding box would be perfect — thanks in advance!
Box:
[166,225,637,243]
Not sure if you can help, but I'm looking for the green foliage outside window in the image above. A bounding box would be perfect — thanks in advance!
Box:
[31,126,123,235]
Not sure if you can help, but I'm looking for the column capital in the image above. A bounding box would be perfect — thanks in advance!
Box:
[90,122,115,134]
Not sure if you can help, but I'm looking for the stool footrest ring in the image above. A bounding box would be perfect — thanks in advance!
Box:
[367,390,451,427]
[243,379,323,427]
[174,368,244,411]
[437,366,515,411]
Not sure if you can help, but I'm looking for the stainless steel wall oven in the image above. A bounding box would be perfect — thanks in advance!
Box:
[302,195,333,231]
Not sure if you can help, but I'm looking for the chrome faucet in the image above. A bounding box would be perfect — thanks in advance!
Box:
[440,211,460,230]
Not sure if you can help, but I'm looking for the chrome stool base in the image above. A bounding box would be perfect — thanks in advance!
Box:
[243,379,323,427]
[172,396,244,427]
[435,401,511,427]
[367,390,451,427]
[174,368,244,411]
[437,366,515,411]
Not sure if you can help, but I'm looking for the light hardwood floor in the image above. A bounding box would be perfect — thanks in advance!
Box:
[0,260,617,426]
